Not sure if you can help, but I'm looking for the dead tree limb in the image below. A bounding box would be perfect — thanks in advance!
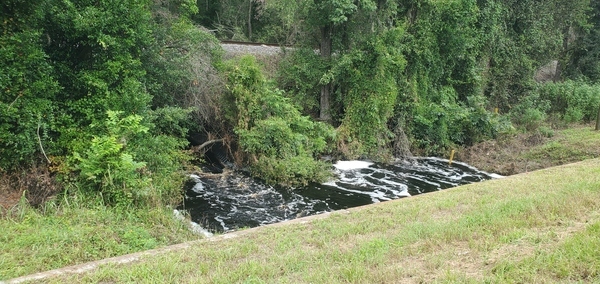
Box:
[191,138,225,154]
[37,121,51,164]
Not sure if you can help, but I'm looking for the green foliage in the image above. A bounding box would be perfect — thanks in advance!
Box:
[402,0,480,97]
[144,16,224,126]
[71,110,191,207]
[277,48,325,114]
[39,0,156,158]
[0,30,60,170]
[509,92,550,131]
[410,95,501,155]
[333,28,406,159]
[537,81,600,122]
[309,0,361,26]
[250,0,310,44]
[507,80,600,131]
[477,0,589,108]
[146,106,193,137]
[198,0,596,157]
[396,0,502,154]
[564,1,599,82]
[224,56,335,186]
[0,0,213,209]
[72,111,150,206]
[4,0,600,199]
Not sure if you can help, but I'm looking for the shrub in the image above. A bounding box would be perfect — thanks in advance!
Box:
[0,30,60,170]
[277,48,326,115]
[510,92,550,131]
[224,56,335,186]
[333,28,406,160]
[408,90,502,155]
[72,111,150,206]
[71,110,191,207]
[537,80,600,123]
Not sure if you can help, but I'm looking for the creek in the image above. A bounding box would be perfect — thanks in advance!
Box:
[181,158,501,233]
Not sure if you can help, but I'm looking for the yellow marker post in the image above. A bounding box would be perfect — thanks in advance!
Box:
[494,107,499,114]
[448,149,455,166]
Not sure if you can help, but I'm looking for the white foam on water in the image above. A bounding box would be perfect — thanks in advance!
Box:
[489,173,505,179]
[189,222,214,238]
[191,182,204,194]
[333,160,374,170]
[214,216,230,231]
[173,209,213,237]
[186,157,501,233]
[189,174,202,182]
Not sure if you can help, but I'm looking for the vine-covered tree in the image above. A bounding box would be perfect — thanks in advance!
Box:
[0,0,60,169]
[1,0,224,206]
[565,0,600,82]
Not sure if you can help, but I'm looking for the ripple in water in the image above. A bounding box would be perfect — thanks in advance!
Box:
[183,157,501,233]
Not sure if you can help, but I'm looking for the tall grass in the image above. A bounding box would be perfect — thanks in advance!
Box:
[0,187,200,280]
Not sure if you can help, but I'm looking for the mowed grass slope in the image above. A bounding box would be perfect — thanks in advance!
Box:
[0,205,199,280]
[45,159,600,283]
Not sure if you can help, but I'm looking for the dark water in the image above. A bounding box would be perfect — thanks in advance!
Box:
[182,158,501,233]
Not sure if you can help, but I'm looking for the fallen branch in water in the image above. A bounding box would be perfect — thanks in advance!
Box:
[191,138,225,154]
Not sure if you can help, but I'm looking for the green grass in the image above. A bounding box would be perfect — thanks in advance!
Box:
[0,195,200,280]
[524,126,600,163]
[491,220,600,282]
[462,124,600,175]
[30,158,600,283]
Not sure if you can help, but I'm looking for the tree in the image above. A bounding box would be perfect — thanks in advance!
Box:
[145,0,224,134]
[476,0,590,108]
[565,0,600,82]
[194,0,265,41]
[306,0,364,121]
[1,0,225,205]
[0,0,60,169]
[223,56,335,185]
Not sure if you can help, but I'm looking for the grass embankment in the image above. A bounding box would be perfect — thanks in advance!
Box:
[34,158,600,283]
[0,199,199,280]
[460,124,600,175]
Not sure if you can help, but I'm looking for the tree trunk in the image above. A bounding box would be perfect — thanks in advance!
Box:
[247,0,252,40]
[555,26,572,82]
[595,104,600,131]
[319,25,332,121]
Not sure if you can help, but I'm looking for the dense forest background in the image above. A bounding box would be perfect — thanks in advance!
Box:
[2,0,600,208]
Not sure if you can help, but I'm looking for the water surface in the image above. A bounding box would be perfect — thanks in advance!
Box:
[183,158,500,233]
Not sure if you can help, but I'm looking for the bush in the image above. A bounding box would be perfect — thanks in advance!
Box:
[537,80,600,123]
[224,56,335,186]
[144,19,224,129]
[72,111,150,206]
[408,90,502,155]
[510,92,550,131]
[276,48,325,115]
[0,31,60,170]
[71,111,190,207]
[333,28,406,160]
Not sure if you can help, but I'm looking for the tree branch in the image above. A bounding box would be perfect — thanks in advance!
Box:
[191,138,225,153]
[37,121,51,164]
